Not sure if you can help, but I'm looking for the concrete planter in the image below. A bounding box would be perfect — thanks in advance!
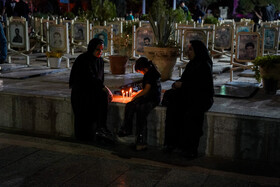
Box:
[144,46,179,81]
[109,55,128,74]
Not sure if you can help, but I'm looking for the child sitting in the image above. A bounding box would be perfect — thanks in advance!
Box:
[118,57,161,151]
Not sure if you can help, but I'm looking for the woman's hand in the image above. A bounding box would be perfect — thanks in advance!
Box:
[103,86,113,102]
[172,81,182,89]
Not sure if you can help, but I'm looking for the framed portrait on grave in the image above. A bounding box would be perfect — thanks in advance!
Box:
[139,21,151,28]
[73,22,87,42]
[108,22,122,36]
[201,24,215,29]
[176,24,195,43]
[135,26,154,55]
[42,20,56,39]
[92,26,111,52]
[261,22,272,28]
[9,21,26,48]
[278,26,280,50]
[236,24,253,34]
[34,18,41,35]
[235,32,260,62]
[63,20,72,34]
[183,30,207,58]
[262,27,278,52]
[183,30,207,53]
[49,25,67,51]
[214,26,233,49]
[30,17,35,31]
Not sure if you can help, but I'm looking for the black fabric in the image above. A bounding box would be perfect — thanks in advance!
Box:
[69,42,108,141]
[142,65,161,104]
[164,40,214,152]
[5,0,16,17]
[179,58,214,112]
[262,4,275,21]
[14,0,29,21]
[123,97,158,144]
[192,4,205,21]
[121,66,161,143]
[69,53,105,91]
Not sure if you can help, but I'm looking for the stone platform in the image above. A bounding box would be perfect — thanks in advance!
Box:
[0,53,280,163]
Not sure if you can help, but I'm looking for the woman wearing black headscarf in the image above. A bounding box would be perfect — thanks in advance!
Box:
[163,40,214,158]
[69,38,113,142]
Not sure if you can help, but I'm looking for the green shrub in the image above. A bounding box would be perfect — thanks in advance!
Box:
[204,15,218,24]
[252,55,280,82]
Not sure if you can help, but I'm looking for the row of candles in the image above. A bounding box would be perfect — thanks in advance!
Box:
[122,88,133,99]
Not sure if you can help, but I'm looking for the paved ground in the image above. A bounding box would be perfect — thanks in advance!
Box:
[0,132,279,187]
[0,52,280,186]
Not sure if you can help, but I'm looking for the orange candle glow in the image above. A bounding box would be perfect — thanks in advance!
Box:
[129,88,132,97]
[122,90,124,99]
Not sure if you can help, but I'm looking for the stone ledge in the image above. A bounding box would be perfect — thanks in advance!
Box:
[0,92,280,163]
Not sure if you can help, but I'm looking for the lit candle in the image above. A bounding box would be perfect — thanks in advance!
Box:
[122,90,124,99]
[129,88,132,97]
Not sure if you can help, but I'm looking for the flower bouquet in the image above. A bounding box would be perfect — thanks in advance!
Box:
[46,51,64,58]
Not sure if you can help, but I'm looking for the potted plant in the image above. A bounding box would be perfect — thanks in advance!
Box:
[46,51,64,68]
[144,0,186,81]
[252,55,280,94]
[109,34,132,74]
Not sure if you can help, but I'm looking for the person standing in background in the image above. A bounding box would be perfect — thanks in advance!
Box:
[179,1,189,17]
[5,0,16,18]
[192,3,205,22]
[14,0,29,21]
[0,0,5,18]
[0,22,7,64]
[125,10,134,20]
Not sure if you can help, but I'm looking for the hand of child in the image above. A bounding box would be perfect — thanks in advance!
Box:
[131,92,137,97]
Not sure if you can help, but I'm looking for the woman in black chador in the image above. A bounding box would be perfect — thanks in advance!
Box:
[163,40,214,158]
[69,38,114,142]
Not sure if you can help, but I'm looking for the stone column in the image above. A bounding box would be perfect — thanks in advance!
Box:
[142,0,146,14]
[173,0,176,10]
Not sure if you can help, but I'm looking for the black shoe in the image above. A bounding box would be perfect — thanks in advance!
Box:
[181,150,198,159]
[117,127,132,137]
[95,128,115,144]
[135,134,147,151]
[162,145,175,153]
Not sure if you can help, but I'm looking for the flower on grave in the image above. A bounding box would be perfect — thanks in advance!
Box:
[46,51,64,58]
[112,34,131,57]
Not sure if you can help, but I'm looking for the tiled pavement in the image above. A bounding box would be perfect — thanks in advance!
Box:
[0,132,279,187]
[0,53,279,186]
